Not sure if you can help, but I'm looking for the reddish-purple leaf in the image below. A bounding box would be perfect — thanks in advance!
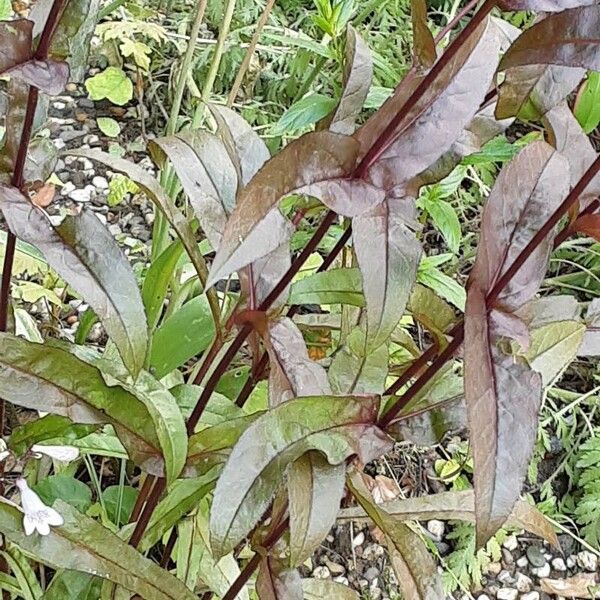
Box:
[0,185,148,376]
[0,20,32,74]
[209,395,391,557]
[411,0,436,69]
[496,64,585,120]
[206,131,359,287]
[499,6,600,72]
[300,178,385,217]
[499,0,596,11]
[465,142,570,545]
[150,130,238,249]
[544,102,600,203]
[0,79,28,175]
[358,17,503,191]
[353,198,422,349]
[246,242,293,309]
[327,25,373,135]
[348,471,444,600]
[6,59,69,95]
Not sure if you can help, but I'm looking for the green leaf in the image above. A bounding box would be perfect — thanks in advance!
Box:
[0,189,148,377]
[43,570,102,600]
[2,545,42,600]
[142,240,184,331]
[418,194,461,254]
[96,117,121,138]
[170,383,242,424]
[72,429,128,459]
[102,486,138,526]
[0,334,162,475]
[272,94,337,135]
[210,395,391,557]
[574,71,600,134]
[0,0,12,19]
[10,415,98,456]
[33,475,92,513]
[288,268,364,306]
[149,295,215,379]
[417,264,466,311]
[85,67,133,105]
[0,501,196,600]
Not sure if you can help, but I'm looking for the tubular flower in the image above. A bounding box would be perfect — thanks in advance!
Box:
[16,478,63,536]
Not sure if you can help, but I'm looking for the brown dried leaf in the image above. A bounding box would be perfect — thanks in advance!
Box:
[540,573,599,598]
[327,25,373,135]
[31,183,55,208]
[499,6,600,72]
[207,131,359,287]
[353,198,422,349]
[411,0,436,69]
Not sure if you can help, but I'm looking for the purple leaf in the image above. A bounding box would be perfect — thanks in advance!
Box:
[499,0,596,11]
[0,19,32,74]
[6,59,69,95]
[353,198,422,349]
[499,6,600,72]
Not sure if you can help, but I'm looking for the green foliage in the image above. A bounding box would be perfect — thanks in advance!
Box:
[97,117,121,137]
[574,430,600,547]
[107,173,139,207]
[574,71,600,134]
[85,67,134,105]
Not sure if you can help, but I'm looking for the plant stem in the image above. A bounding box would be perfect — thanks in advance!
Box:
[354,0,496,177]
[98,0,126,19]
[227,0,276,107]
[434,0,481,44]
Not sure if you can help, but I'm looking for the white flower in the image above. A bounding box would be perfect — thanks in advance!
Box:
[0,439,9,463]
[31,444,79,463]
[16,478,63,536]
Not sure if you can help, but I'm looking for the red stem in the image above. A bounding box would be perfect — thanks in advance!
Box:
[434,0,482,44]
[354,0,496,177]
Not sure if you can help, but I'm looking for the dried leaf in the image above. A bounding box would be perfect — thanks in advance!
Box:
[149,130,238,249]
[465,142,570,545]
[540,573,599,598]
[302,579,359,599]
[574,214,600,241]
[411,0,436,69]
[348,471,444,600]
[288,452,345,566]
[499,6,600,72]
[209,395,391,557]
[337,490,558,545]
[0,187,147,376]
[496,64,585,120]
[353,198,422,349]
[328,25,373,134]
[31,183,55,208]
[360,17,502,191]
[206,131,359,287]
[580,298,600,356]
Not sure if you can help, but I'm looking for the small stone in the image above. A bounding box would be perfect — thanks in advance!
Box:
[313,566,330,579]
[75,110,88,122]
[502,548,515,566]
[52,138,66,150]
[369,584,382,600]
[92,175,109,190]
[487,562,502,576]
[66,314,78,325]
[61,181,75,196]
[362,543,385,561]
[145,212,155,226]
[503,535,519,551]
[551,557,567,572]
[77,157,94,171]
[88,322,104,343]
[566,555,576,569]
[526,546,546,568]
[65,82,78,93]
[53,101,67,110]
[333,576,348,586]
[496,588,518,600]
[478,595,491,600]
[352,531,365,547]
[498,570,514,584]
[516,556,528,568]
[576,551,598,572]
[427,520,445,541]
[108,224,122,236]
[324,559,344,575]
[515,572,532,593]
[84,134,100,145]
[531,563,551,578]
[69,185,95,203]
[521,593,539,600]
[364,567,379,582]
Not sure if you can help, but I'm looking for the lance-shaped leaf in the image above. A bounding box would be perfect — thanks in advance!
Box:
[67,149,211,292]
[411,0,436,69]
[499,0,595,10]
[209,395,392,557]
[353,197,422,349]
[302,579,360,600]
[0,500,196,600]
[465,142,570,545]
[206,132,359,287]
[544,102,600,201]
[337,489,558,545]
[348,471,444,600]
[0,188,147,376]
[288,267,364,307]
[209,104,271,186]
[261,318,347,567]
[499,6,600,72]
[256,550,303,600]
[149,130,238,249]
[361,17,503,191]
[326,25,373,135]
[496,64,585,120]
[0,333,163,474]
[0,20,32,72]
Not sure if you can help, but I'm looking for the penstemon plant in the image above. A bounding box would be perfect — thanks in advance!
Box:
[0,0,599,598]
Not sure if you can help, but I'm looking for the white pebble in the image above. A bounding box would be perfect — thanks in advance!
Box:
[352,531,365,547]
[427,520,445,540]
[531,563,551,578]
[92,175,109,190]
[521,593,539,600]
[312,566,330,579]
[576,551,598,572]
[566,555,576,569]
[515,572,532,593]
[496,588,518,600]
[551,557,567,571]
[516,556,528,568]
[502,535,518,551]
